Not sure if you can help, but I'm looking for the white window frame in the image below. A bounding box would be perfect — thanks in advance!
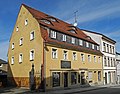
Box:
[79,39,83,46]
[30,31,35,40]
[19,53,23,63]
[92,44,94,49]
[52,48,57,59]
[19,37,23,46]
[81,54,84,62]
[51,30,56,39]
[72,37,75,44]
[11,56,14,65]
[25,19,28,26]
[73,52,77,60]
[86,42,89,47]
[63,50,68,60]
[30,49,35,61]
[12,43,14,50]
[62,34,66,42]
[16,26,19,32]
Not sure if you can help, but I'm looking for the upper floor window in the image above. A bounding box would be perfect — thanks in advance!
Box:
[63,50,68,60]
[71,37,75,44]
[92,44,94,49]
[0,64,3,67]
[94,56,96,63]
[79,39,83,46]
[98,57,101,63]
[103,42,106,52]
[51,30,56,39]
[88,55,91,62]
[104,56,107,66]
[81,54,84,62]
[62,34,66,42]
[19,38,23,46]
[11,56,14,65]
[30,31,35,40]
[107,44,109,52]
[16,26,19,32]
[25,19,28,26]
[97,46,99,50]
[19,53,23,63]
[52,48,57,59]
[30,50,34,61]
[73,52,77,60]
[12,43,14,50]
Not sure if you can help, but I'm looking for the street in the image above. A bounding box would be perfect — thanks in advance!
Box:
[73,86,120,94]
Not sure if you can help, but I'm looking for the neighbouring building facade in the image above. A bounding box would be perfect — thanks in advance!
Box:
[83,30,116,85]
[116,52,120,84]
[0,59,7,87]
[8,4,103,90]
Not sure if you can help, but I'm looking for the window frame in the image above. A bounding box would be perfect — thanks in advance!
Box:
[11,56,14,65]
[19,37,23,46]
[52,48,57,59]
[19,53,23,63]
[30,31,35,41]
[30,49,35,61]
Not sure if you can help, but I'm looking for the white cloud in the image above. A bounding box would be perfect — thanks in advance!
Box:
[0,41,9,61]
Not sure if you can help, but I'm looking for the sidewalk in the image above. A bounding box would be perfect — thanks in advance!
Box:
[0,84,119,94]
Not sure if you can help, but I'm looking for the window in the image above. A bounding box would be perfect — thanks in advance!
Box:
[30,31,35,40]
[71,72,77,85]
[79,39,83,46]
[62,34,66,41]
[81,54,84,62]
[98,57,101,63]
[107,44,109,52]
[30,50,34,61]
[111,58,113,67]
[72,37,75,44]
[0,64,3,67]
[97,46,99,50]
[11,56,14,65]
[104,56,107,66]
[25,19,28,25]
[86,42,89,48]
[103,42,106,52]
[108,57,110,67]
[19,53,23,63]
[63,50,68,60]
[52,48,57,59]
[16,26,19,32]
[73,52,77,60]
[88,55,91,62]
[92,44,94,49]
[98,71,101,81]
[41,19,51,24]
[49,18,56,22]
[110,45,112,53]
[52,72,60,87]
[94,56,96,63]
[51,30,56,39]
[12,43,14,50]
[19,38,23,46]
[88,71,92,81]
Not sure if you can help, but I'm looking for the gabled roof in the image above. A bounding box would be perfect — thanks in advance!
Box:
[22,4,98,45]
[82,29,116,44]
[0,59,7,64]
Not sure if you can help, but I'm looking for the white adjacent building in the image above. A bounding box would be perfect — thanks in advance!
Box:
[116,52,120,84]
[82,30,116,85]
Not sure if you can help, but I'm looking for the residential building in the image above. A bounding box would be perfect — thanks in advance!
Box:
[0,59,7,87]
[83,30,116,85]
[8,4,103,90]
[116,52,120,84]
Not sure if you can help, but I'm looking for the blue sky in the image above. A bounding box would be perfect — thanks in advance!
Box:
[0,0,120,61]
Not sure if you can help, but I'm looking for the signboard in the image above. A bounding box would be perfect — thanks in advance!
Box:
[61,61,71,68]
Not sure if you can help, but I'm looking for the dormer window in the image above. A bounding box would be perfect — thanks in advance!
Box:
[16,26,19,32]
[71,37,75,44]
[86,36,91,40]
[79,39,83,46]
[49,18,56,22]
[50,30,56,39]
[92,44,94,49]
[25,19,28,26]
[62,34,66,41]
[69,29,76,34]
[41,19,51,24]
[86,42,89,48]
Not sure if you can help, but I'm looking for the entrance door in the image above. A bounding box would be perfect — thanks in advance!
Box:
[64,72,68,87]
[105,73,107,84]
[81,72,85,85]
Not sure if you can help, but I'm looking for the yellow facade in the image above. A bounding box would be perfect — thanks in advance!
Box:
[8,4,103,90]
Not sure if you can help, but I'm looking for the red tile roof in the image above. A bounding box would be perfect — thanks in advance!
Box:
[22,4,98,45]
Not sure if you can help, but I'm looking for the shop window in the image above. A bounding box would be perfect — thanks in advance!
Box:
[52,72,60,87]
[98,71,101,81]
[71,72,77,85]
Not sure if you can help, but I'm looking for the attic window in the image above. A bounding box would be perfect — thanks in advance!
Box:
[69,26,76,30]
[49,18,56,22]
[25,19,28,26]
[68,29,76,34]
[16,26,19,32]
[41,19,51,24]
[86,36,91,40]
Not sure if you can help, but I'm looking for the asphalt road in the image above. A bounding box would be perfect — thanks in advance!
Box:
[73,86,120,94]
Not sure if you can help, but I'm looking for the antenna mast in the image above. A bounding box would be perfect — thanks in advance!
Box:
[74,10,78,26]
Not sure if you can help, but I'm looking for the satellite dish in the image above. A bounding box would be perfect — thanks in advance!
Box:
[73,22,77,26]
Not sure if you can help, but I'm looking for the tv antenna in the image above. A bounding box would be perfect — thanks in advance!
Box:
[73,10,78,26]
